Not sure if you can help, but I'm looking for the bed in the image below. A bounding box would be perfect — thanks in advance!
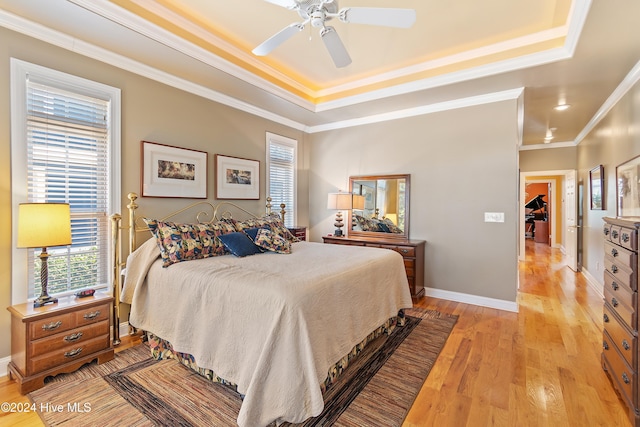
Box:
[111,193,413,427]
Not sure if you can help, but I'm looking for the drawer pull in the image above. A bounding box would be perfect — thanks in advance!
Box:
[612,230,619,239]
[42,321,63,331]
[64,332,83,343]
[611,281,619,291]
[622,372,631,384]
[603,341,609,350]
[623,339,631,351]
[604,313,610,323]
[64,348,83,358]
[604,227,610,236]
[611,248,618,257]
[612,297,619,307]
[622,233,630,243]
[83,310,101,320]
[400,249,409,254]
[611,265,618,273]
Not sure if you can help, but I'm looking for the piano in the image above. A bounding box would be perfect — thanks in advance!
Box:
[525,194,547,237]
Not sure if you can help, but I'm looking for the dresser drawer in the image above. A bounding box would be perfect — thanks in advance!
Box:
[604,286,636,330]
[604,240,636,271]
[74,303,110,326]
[30,312,75,340]
[30,320,110,358]
[29,335,110,374]
[605,255,635,291]
[604,304,637,368]
[603,329,636,407]
[605,270,634,298]
[618,226,638,252]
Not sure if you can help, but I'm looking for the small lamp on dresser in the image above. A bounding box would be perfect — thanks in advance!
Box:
[17,202,72,308]
[327,192,353,237]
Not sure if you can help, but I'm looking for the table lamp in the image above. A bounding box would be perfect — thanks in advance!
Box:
[327,192,352,237]
[17,203,72,308]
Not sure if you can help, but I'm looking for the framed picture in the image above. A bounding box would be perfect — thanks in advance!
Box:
[616,155,640,217]
[141,141,208,198]
[589,165,604,210]
[215,154,260,200]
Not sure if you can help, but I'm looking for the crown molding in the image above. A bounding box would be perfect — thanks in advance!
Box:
[574,58,640,145]
[307,88,524,133]
[519,141,577,151]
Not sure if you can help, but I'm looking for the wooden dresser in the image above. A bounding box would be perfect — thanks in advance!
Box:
[602,217,640,426]
[7,292,114,394]
[322,235,425,300]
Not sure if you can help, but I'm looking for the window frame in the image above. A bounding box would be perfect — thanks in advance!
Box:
[10,58,121,305]
[266,132,298,228]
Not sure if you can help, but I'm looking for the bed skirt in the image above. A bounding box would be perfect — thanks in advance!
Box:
[145,310,406,396]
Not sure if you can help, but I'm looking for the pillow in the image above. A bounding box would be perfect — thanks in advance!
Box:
[243,226,266,242]
[144,218,236,267]
[254,228,292,254]
[233,214,300,243]
[218,232,263,257]
[382,218,403,234]
[377,222,391,233]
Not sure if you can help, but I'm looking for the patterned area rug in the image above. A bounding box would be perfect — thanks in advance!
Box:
[29,308,457,427]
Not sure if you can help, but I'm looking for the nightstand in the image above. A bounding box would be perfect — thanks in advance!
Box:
[288,226,307,241]
[7,292,114,394]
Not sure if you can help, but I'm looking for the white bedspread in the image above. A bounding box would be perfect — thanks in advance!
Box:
[122,240,413,427]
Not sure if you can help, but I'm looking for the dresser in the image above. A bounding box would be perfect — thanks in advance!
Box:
[322,235,425,299]
[7,292,115,394]
[287,226,307,241]
[602,217,640,426]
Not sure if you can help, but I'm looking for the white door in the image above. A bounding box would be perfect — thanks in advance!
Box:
[565,170,579,271]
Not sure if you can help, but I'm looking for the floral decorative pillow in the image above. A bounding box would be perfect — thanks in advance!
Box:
[144,218,236,267]
[254,228,291,254]
[233,214,300,243]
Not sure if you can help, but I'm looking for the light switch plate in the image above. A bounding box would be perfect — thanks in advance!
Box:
[484,212,505,223]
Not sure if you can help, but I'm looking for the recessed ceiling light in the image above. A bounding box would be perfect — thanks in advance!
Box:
[554,104,570,111]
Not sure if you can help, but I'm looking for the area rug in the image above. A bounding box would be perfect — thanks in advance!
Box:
[29,308,457,427]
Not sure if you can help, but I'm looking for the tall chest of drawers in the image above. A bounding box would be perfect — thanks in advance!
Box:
[602,217,640,425]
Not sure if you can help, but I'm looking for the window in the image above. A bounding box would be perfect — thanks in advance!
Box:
[11,59,121,304]
[266,133,297,228]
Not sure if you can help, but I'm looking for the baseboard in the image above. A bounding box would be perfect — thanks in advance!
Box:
[1,321,131,381]
[424,287,519,312]
[581,267,604,298]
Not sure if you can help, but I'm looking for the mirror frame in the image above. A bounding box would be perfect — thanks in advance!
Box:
[348,174,410,241]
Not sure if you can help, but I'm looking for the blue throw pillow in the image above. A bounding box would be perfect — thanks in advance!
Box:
[243,227,265,241]
[218,232,263,257]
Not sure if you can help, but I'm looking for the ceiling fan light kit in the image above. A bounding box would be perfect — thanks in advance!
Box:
[254,0,417,68]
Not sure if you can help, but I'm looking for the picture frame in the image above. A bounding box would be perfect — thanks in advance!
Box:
[616,155,640,217]
[215,154,260,200]
[589,165,604,210]
[141,141,208,198]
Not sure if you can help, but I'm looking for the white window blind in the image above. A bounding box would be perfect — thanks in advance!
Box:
[24,78,110,298]
[267,133,297,228]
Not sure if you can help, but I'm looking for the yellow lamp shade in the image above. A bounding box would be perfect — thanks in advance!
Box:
[17,203,72,248]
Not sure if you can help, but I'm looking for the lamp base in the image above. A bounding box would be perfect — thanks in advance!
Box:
[33,295,58,308]
[334,228,343,237]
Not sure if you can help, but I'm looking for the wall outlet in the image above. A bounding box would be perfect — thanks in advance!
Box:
[484,212,505,223]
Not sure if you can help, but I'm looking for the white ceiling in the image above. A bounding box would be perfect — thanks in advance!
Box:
[1,0,639,146]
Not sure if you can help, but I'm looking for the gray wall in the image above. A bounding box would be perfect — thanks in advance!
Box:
[520,146,577,172]
[578,77,640,287]
[0,27,308,360]
[309,100,520,302]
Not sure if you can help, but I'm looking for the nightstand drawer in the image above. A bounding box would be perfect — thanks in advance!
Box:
[30,312,75,340]
[30,320,109,358]
[29,335,110,374]
[74,303,110,326]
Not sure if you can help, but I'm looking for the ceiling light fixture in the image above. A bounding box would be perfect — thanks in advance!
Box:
[544,129,554,143]
[554,104,570,111]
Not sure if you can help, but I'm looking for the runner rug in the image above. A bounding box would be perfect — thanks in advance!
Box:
[29,307,457,427]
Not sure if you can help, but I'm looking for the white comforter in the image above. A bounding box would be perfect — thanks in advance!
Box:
[122,239,413,427]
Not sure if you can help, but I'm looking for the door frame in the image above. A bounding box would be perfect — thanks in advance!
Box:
[519,169,575,262]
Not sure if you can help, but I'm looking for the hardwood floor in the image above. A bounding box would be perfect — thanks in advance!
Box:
[0,239,631,426]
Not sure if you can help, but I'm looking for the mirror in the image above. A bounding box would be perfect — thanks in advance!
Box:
[348,174,410,241]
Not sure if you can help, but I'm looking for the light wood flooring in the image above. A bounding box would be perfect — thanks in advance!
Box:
[0,240,632,426]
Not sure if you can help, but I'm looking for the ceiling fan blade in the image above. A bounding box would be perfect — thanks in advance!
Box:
[320,26,352,68]
[263,0,298,9]
[340,7,416,28]
[252,23,304,56]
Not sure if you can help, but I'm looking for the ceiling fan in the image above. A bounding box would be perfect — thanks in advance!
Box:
[253,0,417,68]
